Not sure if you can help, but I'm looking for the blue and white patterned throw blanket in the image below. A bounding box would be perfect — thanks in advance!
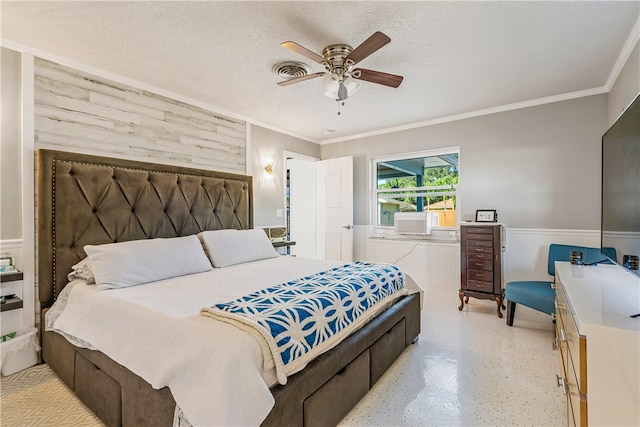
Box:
[200,261,406,384]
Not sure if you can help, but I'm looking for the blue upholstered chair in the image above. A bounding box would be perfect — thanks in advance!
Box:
[505,244,616,326]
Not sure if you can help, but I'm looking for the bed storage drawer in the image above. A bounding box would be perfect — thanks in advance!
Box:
[303,349,370,427]
[75,352,122,427]
[370,318,406,385]
[41,327,76,390]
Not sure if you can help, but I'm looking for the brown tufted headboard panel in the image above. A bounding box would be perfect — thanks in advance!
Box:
[37,149,253,308]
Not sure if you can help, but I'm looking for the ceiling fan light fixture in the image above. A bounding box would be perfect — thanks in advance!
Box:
[323,74,361,100]
[279,31,402,104]
[342,76,361,96]
[323,73,340,98]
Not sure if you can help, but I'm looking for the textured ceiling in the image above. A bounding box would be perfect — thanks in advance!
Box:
[2,1,639,143]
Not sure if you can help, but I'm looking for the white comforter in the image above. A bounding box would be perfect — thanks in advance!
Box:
[46,256,421,426]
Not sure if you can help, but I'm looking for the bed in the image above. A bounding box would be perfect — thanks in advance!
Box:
[37,149,421,427]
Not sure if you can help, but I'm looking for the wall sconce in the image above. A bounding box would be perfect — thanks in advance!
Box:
[262,161,275,184]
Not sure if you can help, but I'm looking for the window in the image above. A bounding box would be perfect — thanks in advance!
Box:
[372,148,459,233]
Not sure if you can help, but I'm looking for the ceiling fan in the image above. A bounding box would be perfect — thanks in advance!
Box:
[276,31,403,101]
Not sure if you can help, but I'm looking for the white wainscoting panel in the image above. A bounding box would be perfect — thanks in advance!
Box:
[502,228,600,283]
[34,58,246,173]
[354,226,460,293]
[354,225,601,293]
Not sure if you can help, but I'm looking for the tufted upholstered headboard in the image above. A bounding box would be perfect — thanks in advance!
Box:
[37,149,253,308]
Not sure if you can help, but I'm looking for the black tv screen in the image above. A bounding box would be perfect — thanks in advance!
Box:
[601,92,640,276]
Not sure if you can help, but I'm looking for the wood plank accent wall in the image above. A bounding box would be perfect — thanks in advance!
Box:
[34,58,246,173]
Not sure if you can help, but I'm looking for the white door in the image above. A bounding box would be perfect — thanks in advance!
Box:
[288,158,316,258]
[315,156,353,261]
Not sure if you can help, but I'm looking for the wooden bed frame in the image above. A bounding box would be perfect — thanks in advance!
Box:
[37,149,421,427]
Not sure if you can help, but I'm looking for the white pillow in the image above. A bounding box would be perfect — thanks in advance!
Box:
[198,229,279,268]
[67,257,95,284]
[84,235,212,291]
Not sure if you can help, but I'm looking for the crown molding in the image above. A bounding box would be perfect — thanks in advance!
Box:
[605,14,640,91]
[319,86,608,145]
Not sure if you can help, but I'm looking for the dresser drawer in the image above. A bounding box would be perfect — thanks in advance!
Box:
[467,279,493,293]
[468,252,492,261]
[468,239,493,248]
[467,227,494,234]
[467,232,493,241]
[467,259,493,271]
[566,346,587,427]
[468,269,493,282]
[467,245,494,255]
[556,289,587,394]
[555,321,575,426]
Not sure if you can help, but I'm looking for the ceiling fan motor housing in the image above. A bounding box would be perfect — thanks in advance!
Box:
[276,31,402,94]
[322,44,354,75]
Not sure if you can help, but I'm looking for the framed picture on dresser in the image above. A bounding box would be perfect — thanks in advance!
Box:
[475,209,497,222]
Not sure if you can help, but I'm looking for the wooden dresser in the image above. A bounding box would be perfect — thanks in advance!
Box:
[458,223,505,317]
[554,262,640,426]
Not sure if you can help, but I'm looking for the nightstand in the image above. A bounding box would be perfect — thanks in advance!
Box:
[272,241,296,255]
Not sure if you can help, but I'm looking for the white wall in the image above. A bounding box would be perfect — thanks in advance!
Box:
[1,47,22,241]
[250,125,320,228]
[320,94,620,292]
[322,95,609,230]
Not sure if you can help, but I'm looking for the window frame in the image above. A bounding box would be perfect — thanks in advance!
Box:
[370,146,460,237]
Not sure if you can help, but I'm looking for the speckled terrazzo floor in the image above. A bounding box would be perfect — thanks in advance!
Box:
[338,288,566,427]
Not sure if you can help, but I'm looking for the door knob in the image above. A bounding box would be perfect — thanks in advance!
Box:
[342,225,352,230]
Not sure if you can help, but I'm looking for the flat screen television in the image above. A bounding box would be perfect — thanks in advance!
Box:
[601,92,640,276]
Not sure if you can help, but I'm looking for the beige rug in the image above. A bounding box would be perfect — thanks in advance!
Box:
[0,364,104,426]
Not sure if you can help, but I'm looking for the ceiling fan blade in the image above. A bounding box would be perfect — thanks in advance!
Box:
[345,31,391,65]
[281,41,325,64]
[277,72,326,86]
[352,68,403,88]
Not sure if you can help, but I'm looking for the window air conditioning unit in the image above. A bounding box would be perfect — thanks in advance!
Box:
[394,212,435,235]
